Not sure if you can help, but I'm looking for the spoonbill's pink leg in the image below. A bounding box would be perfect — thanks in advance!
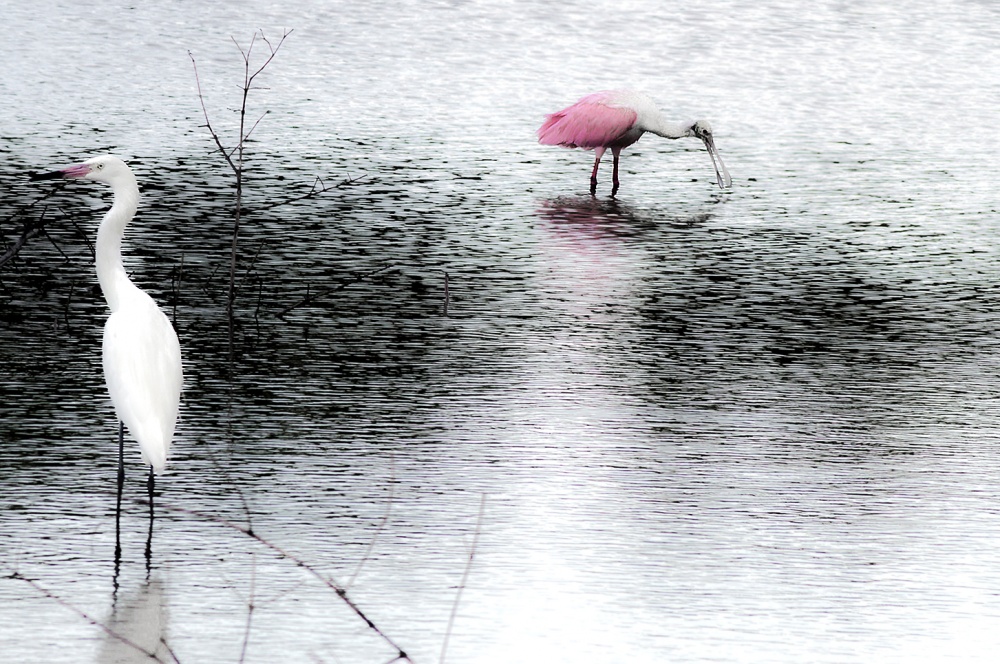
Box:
[590,147,606,195]
[611,147,622,197]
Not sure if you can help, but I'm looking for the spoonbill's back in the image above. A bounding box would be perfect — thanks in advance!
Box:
[538,90,732,195]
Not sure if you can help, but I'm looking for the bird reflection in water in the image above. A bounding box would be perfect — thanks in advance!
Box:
[536,196,711,243]
[99,576,173,663]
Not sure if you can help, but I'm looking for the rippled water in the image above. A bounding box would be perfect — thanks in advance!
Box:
[4,1,1000,662]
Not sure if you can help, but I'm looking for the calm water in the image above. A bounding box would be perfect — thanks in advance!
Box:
[3,1,1000,662]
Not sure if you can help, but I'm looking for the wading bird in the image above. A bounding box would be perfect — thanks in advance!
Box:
[538,90,732,196]
[31,156,182,543]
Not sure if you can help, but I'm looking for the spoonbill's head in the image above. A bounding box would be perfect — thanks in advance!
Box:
[31,155,134,186]
[687,120,732,189]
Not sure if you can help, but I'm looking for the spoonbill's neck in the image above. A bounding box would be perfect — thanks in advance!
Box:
[642,114,692,140]
[95,175,140,312]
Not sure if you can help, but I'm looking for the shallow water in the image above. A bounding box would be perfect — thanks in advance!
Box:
[3,1,1000,662]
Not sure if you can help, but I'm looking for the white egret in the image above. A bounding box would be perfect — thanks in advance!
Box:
[32,156,182,540]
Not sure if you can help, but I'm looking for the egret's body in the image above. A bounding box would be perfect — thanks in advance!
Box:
[91,161,181,474]
[32,156,181,535]
[537,90,732,195]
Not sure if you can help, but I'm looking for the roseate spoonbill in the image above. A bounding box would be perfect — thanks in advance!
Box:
[31,156,182,540]
[538,90,732,196]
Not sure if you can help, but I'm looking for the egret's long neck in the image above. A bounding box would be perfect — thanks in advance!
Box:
[644,116,693,140]
[95,175,140,312]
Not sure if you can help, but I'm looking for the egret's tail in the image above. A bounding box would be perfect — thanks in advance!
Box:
[126,420,171,473]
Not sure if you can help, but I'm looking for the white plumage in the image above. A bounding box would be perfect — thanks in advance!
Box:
[34,155,182,475]
[103,288,182,472]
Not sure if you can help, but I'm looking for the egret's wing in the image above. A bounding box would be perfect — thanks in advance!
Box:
[103,294,182,472]
[537,92,638,149]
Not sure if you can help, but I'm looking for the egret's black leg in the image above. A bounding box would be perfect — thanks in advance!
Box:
[114,422,124,556]
[113,421,124,599]
[147,465,154,519]
[145,465,154,575]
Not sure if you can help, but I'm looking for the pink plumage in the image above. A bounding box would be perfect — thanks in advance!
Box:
[537,91,639,149]
[537,90,733,196]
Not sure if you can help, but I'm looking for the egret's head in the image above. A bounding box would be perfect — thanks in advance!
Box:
[31,155,133,186]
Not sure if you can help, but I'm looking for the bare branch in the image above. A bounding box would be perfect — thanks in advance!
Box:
[248,174,369,214]
[440,494,487,664]
[0,184,68,268]
[39,224,71,263]
[274,264,395,318]
[443,271,450,316]
[5,572,179,663]
[0,212,44,268]
[235,240,266,296]
[159,639,183,664]
[237,554,257,664]
[346,454,396,590]
[70,215,96,258]
[240,110,271,147]
[189,51,238,174]
[247,29,293,83]
[149,502,411,662]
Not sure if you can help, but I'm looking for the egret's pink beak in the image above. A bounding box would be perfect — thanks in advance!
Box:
[61,163,92,178]
[29,163,91,181]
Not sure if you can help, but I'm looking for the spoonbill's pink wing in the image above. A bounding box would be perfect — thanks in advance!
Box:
[537,94,638,149]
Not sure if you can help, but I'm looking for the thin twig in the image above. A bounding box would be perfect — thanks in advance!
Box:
[253,278,263,344]
[238,554,257,664]
[238,110,271,148]
[0,224,37,267]
[440,493,487,664]
[235,241,266,295]
[159,638,183,664]
[275,264,395,318]
[1,181,67,262]
[0,195,63,268]
[443,271,449,316]
[188,53,237,174]
[246,29,292,83]
[5,572,180,663]
[346,454,396,590]
[203,263,222,296]
[63,279,75,334]
[172,252,184,330]
[150,501,411,662]
[249,174,368,214]
[207,453,255,536]
[70,215,96,258]
[38,224,71,263]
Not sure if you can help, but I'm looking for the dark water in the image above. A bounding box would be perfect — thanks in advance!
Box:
[4,1,1000,662]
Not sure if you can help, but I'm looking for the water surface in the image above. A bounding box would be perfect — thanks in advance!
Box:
[3,1,1000,662]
